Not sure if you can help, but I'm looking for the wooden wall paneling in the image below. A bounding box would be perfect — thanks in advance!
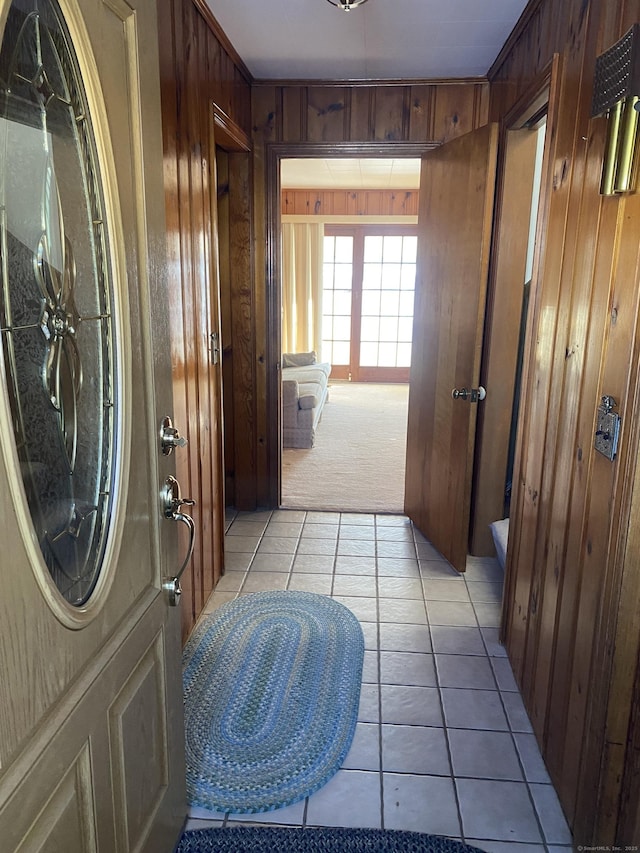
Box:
[217,151,235,505]
[190,0,253,126]
[470,127,539,557]
[474,83,491,130]
[205,81,227,605]
[564,188,640,834]
[329,192,345,215]
[191,0,252,83]
[345,192,359,216]
[250,87,278,504]
[432,84,485,143]
[541,132,614,802]
[492,0,640,843]
[542,190,614,792]
[501,57,569,685]
[159,0,193,636]
[510,57,584,730]
[306,86,349,142]
[157,0,195,632]
[182,0,208,623]
[282,87,305,142]
[349,87,373,139]
[251,87,277,506]
[408,85,435,141]
[618,653,640,845]
[611,422,640,843]
[281,189,419,217]
[590,66,640,836]
[586,261,640,845]
[521,2,598,746]
[157,0,252,637]
[536,4,639,827]
[228,151,258,509]
[489,0,586,120]
[621,1,640,38]
[368,190,385,215]
[199,13,220,610]
[373,86,410,140]
[206,114,226,588]
[171,0,201,637]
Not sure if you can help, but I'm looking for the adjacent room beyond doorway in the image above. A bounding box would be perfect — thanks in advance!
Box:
[282,381,408,513]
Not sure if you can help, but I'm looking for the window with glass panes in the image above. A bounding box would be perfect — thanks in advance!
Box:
[322,226,417,382]
[321,234,354,369]
[360,233,416,370]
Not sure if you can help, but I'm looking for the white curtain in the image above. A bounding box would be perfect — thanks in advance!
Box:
[281,222,324,355]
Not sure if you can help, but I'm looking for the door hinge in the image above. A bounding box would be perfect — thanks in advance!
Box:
[210,331,220,365]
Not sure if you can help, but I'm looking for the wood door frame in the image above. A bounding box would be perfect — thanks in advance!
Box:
[266,141,435,507]
[211,102,257,515]
[498,56,561,654]
[470,60,555,556]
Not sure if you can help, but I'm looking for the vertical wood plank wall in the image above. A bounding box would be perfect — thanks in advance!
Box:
[281,189,420,217]
[157,0,252,638]
[490,0,640,844]
[251,81,490,504]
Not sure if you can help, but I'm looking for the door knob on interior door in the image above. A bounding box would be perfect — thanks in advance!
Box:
[452,386,486,402]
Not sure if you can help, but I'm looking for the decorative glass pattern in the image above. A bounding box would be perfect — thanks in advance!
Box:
[0,0,118,605]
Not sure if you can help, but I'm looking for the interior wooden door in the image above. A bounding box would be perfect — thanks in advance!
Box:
[0,0,186,848]
[405,124,499,571]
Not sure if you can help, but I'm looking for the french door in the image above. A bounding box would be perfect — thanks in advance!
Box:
[322,225,417,382]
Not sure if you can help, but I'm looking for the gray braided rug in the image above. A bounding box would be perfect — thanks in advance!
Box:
[176,827,485,852]
[183,591,364,814]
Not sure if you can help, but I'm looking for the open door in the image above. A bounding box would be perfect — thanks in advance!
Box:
[0,0,186,848]
[405,124,499,571]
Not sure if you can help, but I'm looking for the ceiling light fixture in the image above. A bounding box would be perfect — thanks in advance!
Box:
[326,0,368,10]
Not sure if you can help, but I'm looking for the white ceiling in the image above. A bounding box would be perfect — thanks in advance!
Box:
[207,0,529,80]
[281,158,422,189]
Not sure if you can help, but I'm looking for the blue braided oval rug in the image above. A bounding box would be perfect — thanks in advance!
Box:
[183,590,364,814]
[176,827,486,853]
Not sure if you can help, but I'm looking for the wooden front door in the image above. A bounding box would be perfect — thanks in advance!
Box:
[405,124,499,571]
[0,0,186,848]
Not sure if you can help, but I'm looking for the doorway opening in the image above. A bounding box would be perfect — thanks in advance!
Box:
[470,79,551,564]
[279,155,421,512]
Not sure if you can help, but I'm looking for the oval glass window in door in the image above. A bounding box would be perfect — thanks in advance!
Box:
[0,0,119,606]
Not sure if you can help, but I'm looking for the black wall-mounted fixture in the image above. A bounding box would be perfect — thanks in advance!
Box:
[592,24,640,195]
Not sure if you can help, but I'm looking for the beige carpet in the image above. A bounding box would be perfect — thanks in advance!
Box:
[282,382,408,513]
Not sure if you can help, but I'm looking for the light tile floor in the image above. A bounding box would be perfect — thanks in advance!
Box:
[186,509,574,853]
